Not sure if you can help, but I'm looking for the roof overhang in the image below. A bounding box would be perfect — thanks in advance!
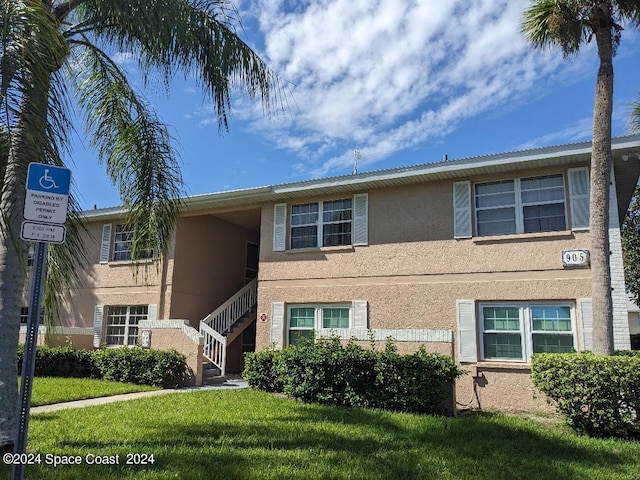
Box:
[82,134,640,224]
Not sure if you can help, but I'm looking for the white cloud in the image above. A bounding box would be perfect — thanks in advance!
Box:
[222,1,624,177]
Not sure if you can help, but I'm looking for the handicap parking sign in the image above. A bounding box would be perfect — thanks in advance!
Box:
[23,163,71,228]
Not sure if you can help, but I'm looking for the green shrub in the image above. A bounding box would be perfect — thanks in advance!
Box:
[17,344,98,378]
[275,336,378,408]
[92,347,188,388]
[615,349,640,357]
[532,352,640,439]
[242,348,284,393]
[244,336,463,415]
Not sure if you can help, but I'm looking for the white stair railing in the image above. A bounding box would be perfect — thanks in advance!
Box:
[200,322,226,376]
[202,278,257,334]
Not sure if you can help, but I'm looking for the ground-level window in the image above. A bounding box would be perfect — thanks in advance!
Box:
[288,305,351,346]
[480,303,575,362]
[105,305,148,346]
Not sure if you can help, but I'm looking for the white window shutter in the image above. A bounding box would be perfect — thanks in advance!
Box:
[568,168,590,230]
[99,224,112,263]
[578,298,593,351]
[353,193,368,246]
[147,304,158,322]
[270,302,285,349]
[273,204,287,252]
[456,300,477,362]
[352,300,368,329]
[453,181,472,239]
[93,305,104,348]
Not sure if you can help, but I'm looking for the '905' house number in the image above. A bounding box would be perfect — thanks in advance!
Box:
[562,249,590,268]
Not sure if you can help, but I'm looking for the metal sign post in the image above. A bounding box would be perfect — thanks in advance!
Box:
[11,242,47,480]
[12,163,71,480]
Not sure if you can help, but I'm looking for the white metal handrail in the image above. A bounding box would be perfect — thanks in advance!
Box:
[200,322,226,376]
[202,278,257,334]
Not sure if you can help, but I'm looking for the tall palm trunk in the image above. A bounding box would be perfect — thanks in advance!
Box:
[590,5,615,356]
[0,75,51,449]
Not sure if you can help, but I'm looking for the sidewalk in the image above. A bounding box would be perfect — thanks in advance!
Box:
[31,379,249,414]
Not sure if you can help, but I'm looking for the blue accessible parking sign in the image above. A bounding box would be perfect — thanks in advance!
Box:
[23,163,71,225]
[21,163,72,244]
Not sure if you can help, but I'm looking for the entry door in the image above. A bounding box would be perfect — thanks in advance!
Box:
[245,241,259,284]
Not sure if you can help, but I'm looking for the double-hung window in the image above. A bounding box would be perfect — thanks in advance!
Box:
[113,225,135,261]
[475,174,566,236]
[290,199,352,249]
[480,303,575,362]
[288,305,351,346]
[105,305,148,346]
[110,224,154,262]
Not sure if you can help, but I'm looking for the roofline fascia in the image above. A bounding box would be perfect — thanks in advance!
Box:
[80,134,640,220]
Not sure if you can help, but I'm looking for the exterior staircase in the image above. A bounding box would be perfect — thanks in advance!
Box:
[199,278,257,383]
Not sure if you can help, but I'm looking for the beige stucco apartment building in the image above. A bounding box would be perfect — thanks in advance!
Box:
[25,135,640,412]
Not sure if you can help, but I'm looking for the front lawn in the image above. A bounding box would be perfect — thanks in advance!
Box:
[1,389,638,479]
[23,377,159,406]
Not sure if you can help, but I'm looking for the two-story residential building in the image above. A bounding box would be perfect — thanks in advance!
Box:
[27,134,640,412]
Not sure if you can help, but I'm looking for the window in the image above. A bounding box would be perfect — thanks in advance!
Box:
[480,303,575,361]
[287,305,351,346]
[20,307,29,324]
[111,224,153,262]
[105,305,148,346]
[475,174,566,236]
[290,199,352,249]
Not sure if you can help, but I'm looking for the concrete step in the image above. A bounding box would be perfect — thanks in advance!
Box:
[203,375,227,386]
[202,362,221,378]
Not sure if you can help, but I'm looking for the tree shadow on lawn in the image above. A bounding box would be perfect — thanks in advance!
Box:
[22,394,639,480]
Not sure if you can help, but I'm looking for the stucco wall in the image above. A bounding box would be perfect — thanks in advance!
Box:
[54,220,173,332]
[169,215,259,327]
[256,165,596,412]
[138,321,203,386]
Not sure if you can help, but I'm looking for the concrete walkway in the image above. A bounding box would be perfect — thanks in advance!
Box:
[31,379,249,414]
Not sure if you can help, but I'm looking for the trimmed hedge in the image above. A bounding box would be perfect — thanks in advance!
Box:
[532,352,640,439]
[92,347,187,388]
[243,337,463,415]
[17,344,97,378]
[17,345,188,388]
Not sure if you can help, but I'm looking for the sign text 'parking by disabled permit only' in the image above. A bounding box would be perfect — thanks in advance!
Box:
[21,163,71,244]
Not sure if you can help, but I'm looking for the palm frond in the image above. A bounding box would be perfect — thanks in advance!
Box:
[71,44,183,262]
[631,96,640,133]
[522,0,589,57]
[74,0,280,131]
[42,193,89,328]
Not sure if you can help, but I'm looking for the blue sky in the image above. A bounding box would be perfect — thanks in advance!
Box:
[70,0,640,210]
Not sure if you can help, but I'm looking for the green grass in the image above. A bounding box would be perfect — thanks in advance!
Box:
[22,377,158,406]
[1,389,639,479]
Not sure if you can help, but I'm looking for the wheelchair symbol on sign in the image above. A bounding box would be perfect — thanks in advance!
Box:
[39,169,59,190]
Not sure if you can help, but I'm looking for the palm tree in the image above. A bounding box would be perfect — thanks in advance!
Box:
[522,1,640,356]
[0,0,279,450]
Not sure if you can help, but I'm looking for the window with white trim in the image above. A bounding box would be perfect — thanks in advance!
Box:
[474,174,566,236]
[290,199,352,249]
[112,224,153,261]
[480,303,576,362]
[20,307,29,324]
[288,304,351,346]
[105,305,148,346]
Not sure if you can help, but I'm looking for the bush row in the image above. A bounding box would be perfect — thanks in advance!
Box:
[17,345,188,388]
[531,352,640,439]
[243,337,463,415]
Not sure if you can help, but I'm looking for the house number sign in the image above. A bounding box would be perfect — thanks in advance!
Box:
[561,249,590,268]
